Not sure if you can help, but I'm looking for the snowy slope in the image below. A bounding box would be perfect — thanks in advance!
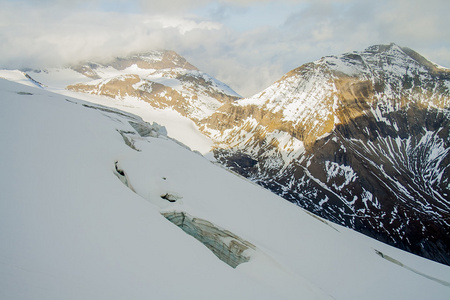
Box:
[0,69,213,154]
[20,50,240,155]
[1,76,450,299]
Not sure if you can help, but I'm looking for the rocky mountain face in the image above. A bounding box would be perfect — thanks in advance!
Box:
[67,50,241,121]
[200,44,450,265]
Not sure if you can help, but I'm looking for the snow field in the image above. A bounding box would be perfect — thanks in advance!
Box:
[1,75,450,300]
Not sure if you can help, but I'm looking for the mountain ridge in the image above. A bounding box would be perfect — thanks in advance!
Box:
[199,43,450,265]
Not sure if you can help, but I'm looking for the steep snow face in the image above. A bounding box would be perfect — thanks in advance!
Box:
[201,44,450,266]
[233,62,338,147]
[2,76,450,300]
[240,63,337,124]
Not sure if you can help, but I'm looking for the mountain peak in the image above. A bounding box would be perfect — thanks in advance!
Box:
[72,50,198,79]
[200,44,450,265]
[223,44,448,148]
[364,42,402,54]
[63,49,240,122]
[319,43,449,78]
[109,50,199,71]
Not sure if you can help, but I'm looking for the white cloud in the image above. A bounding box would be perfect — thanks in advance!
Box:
[0,0,449,97]
[0,4,216,66]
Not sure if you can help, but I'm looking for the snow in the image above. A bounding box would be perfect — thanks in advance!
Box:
[146,75,182,89]
[26,68,92,87]
[88,93,215,154]
[325,161,358,191]
[15,70,214,154]
[1,73,450,299]
[19,68,217,155]
[0,69,45,88]
[24,61,239,149]
[321,55,362,76]
[264,130,305,165]
[223,43,450,174]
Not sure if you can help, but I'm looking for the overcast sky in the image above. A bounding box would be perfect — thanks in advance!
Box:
[1,0,449,96]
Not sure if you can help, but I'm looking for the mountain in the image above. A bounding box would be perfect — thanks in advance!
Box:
[1,71,450,300]
[8,44,450,266]
[33,50,241,122]
[199,43,450,265]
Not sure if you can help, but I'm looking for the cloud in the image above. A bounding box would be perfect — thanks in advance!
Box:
[0,0,449,97]
[0,3,215,66]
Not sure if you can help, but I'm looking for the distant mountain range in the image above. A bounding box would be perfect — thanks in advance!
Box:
[18,44,450,266]
[66,50,240,121]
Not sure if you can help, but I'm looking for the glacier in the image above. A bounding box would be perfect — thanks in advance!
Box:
[1,68,450,299]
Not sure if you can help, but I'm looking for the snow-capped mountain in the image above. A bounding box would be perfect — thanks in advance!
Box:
[200,44,450,265]
[31,50,241,122]
[1,70,450,300]
[6,44,449,267]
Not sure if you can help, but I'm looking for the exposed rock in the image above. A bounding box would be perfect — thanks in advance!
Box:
[24,73,45,88]
[160,193,183,202]
[71,63,101,79]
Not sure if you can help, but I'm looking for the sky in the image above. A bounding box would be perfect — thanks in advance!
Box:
[1,0,449,97]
